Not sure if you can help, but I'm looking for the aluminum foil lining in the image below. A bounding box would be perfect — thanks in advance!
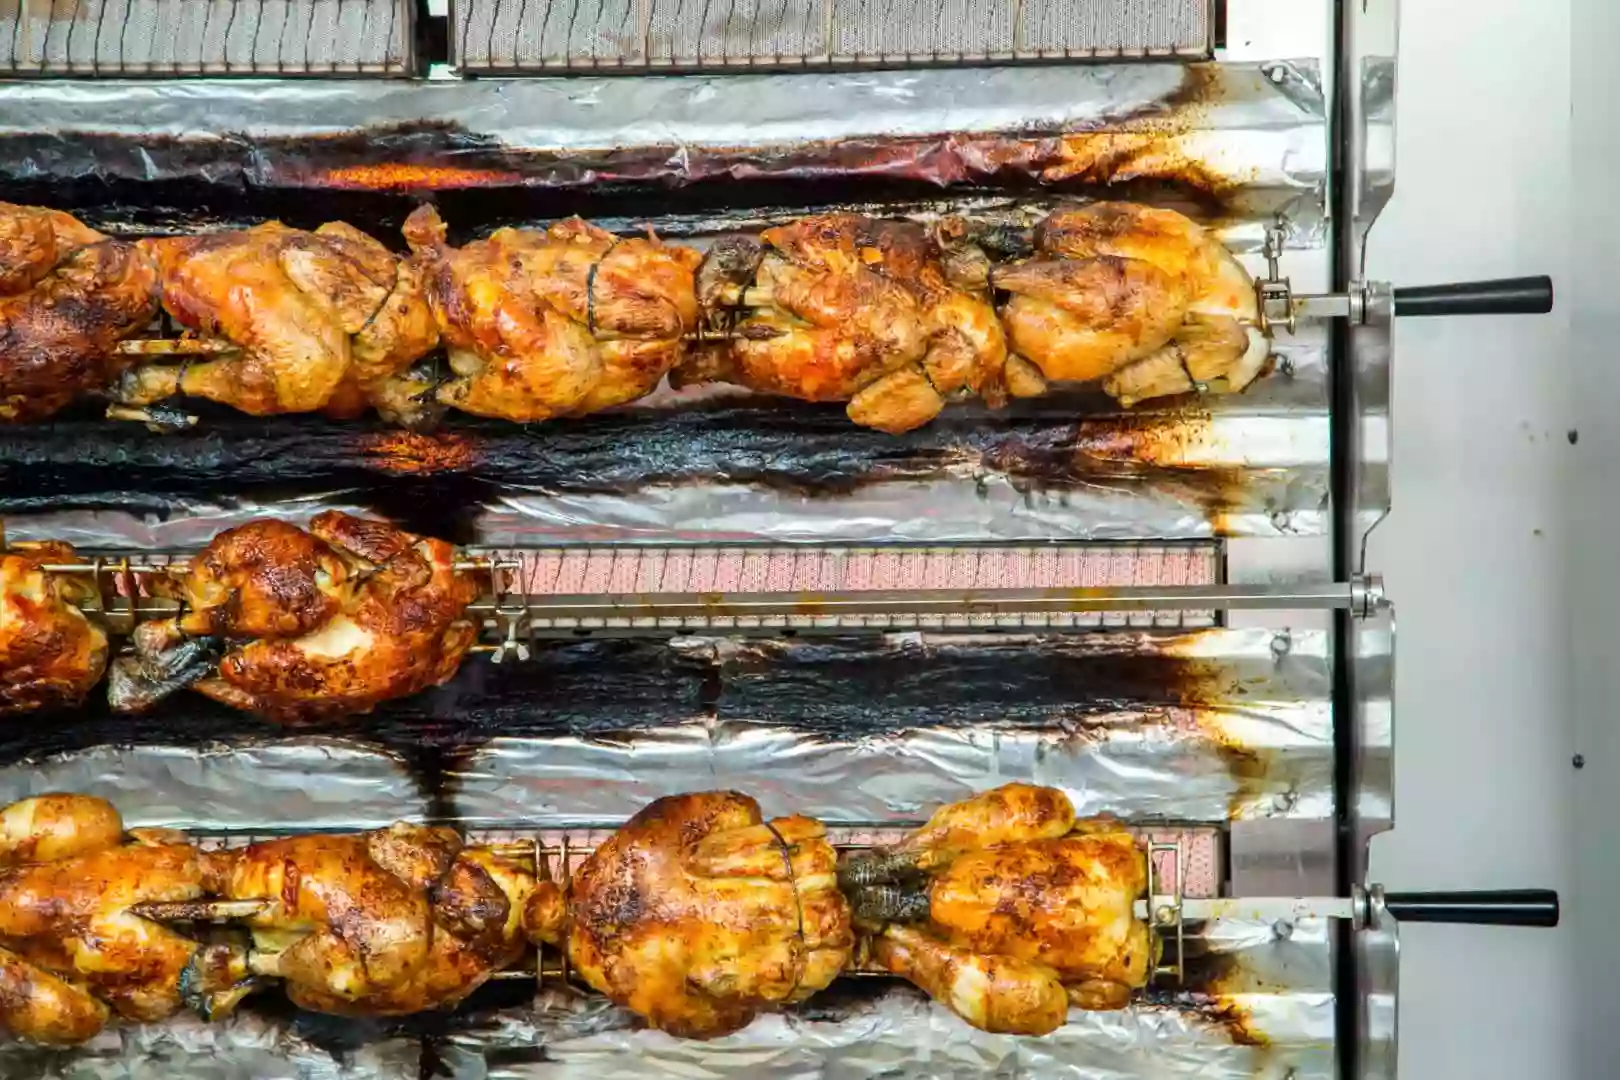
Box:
[443,918,1332,1080]
[0,628,1331,830]
[0,62,1323,222]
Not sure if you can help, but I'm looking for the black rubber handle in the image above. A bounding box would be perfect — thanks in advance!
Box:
[1384,889,1559,927]
[1393,276,1553,317]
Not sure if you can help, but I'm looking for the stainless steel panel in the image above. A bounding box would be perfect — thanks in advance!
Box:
[0,0,413,74]
[451,0,1213,72]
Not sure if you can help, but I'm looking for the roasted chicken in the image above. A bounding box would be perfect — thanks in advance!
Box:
[841,783,1152,1035]
[0,203,159,421]
[523,791,853,1038]
[0,542,109,715]
[0,794,229,1045]
[115,221,440,425]
[678,215,1008,433]
[404,205,702,422]
[188,822,534,1017]
[991,203,1267,407]
[107,511,479,723]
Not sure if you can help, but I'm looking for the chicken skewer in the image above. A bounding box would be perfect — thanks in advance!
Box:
[106,511,482,723]
[44,788,1554,1046]
[1,541,111,715]
[5,200,1279,434]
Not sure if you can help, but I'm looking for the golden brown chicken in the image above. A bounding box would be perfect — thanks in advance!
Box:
[0,542,110,715]
[841,783,1151,1035]
[522,791,853,1038]
[990,203,1268,407]
[0,203,159,422]
[106,511,479,723]
[185,822,534,1018]
[113,221,440,425]
[0,793,229,1045]
[678,215,1008,433]
[404,205,702,422]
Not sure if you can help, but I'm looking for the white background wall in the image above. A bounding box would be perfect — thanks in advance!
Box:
[1364,0,1595,1076]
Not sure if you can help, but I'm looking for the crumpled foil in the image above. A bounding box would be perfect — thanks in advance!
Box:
[0,628,1329,830]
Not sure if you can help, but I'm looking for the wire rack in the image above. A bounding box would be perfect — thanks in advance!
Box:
[450,0,1215,73]
[1,0,413,75]
[52,541,1223,635]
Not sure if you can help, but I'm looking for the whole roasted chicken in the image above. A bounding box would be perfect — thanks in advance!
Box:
[523,791,853,1038]
[187,822,534,1017]
[0,542,109,715]
[404,205,702,422]
[0,794,228,1045]
[114,221,440,425]
[841,783,1152,1035]
[107,511,479,723]
[0,203,159,422]
[678,215,1008,433]
[990,203,1267,407]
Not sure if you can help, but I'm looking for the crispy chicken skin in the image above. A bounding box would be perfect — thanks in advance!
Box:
[0,542,109,715]
[679,215,1007,433]
[842,783,1151,1035]
[991,202,1267,407]
[107,512,478,723]
[0,203,159,421]
[0,794,214,1045]
[191,822,534,1017]
[404,204,702,422]
[117,222,439,424]
[521,791,854,1038]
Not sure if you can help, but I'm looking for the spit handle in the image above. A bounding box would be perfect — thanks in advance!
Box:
[1383,889,1559,927]
[1393,276,1553,317]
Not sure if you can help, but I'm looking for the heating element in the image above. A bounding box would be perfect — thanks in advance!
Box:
[450,0,1215,73]
[1,0,414,74]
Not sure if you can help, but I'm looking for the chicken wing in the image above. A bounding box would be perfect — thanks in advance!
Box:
[679,215,1008,433]
[521,791,853,1038]
[0,542,109,715]
[842,783,1151,1035]
[115,222,439,425]
[0,794,221,1045]
[404,205,702,422]
[0,203,159,421]
[189,823,533,1017]
[991,203,1268,406]
[107,512,478,723]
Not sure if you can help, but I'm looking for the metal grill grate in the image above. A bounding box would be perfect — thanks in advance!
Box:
[451,0,1213,72]
[1,0,413,75]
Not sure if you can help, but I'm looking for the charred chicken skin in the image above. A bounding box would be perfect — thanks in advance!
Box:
[679,215,1008,433]
[404,205,702,422]
[188,822,534,1017]
[0,542,109,715]
[107,511,478,723]
[522,791,854,1038]
[116,221,440,425]
[0,794,226,1046]
[841,783,1152,1035]
[991,203,1267,407]
[0,203,159,421]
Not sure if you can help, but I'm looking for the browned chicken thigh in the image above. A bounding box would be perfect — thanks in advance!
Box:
[107,511,479,723]
[841,783,1152,1035]
[0,542,109,715]
[187,822,534,1018]
[404,205,702,422]
[522,791,853,1038]
[679,215,1008,433]
[0,794,223,1045]
[991,203,1267,407]
[115,221,439,425]
[0,203,159,421]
